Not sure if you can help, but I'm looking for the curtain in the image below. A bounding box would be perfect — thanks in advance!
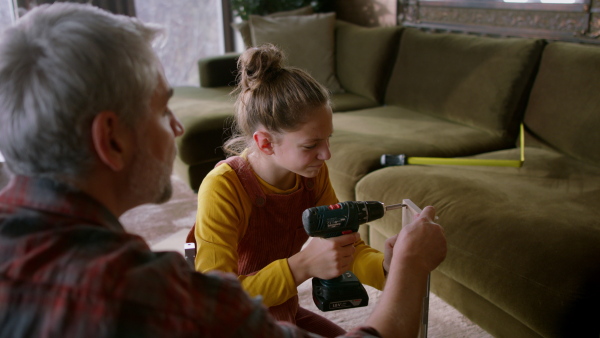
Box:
[16,0,136,16]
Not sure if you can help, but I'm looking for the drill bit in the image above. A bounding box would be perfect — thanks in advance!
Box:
[384,203,406,211]
[385,203,439,221]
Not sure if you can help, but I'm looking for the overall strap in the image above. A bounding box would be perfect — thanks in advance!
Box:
[185,156,265,249]
[216,156,266,207]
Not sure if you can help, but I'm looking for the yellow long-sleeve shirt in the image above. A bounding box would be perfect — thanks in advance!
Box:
[194,160,386,307]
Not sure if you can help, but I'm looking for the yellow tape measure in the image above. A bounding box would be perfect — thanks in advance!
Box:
[383,124,525,168]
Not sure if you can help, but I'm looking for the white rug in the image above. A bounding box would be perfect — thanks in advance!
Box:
[297,281,492,337]
[120,176,492,337]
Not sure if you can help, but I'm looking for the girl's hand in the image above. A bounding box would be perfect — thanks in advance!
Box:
[288,232,360,285]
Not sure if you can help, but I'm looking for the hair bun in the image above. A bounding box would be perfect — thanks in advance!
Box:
[238,43,284,91]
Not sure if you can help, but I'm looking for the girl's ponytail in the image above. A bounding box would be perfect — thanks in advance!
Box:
[224,44,330,157]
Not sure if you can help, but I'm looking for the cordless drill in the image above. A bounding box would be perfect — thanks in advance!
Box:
[301,201,405,312]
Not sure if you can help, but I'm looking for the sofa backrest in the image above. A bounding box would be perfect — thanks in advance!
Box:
[335,21,402,104]
[523,42,600,167]
[385,28,545,141]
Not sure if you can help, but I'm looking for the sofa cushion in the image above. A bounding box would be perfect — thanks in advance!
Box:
[523,42,600,167]
[335,21,402,104]
[231,5,314,49]
[328,105,515,203]
[330,91,380,112]
[356,147,600,337]
[249,12,343,93]
[385,28,544,140]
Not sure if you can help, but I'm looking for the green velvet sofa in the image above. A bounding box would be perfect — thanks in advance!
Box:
[357,41,600,337]
[170,21,600,338]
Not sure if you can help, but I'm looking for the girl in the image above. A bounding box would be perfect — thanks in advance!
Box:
[191,44,390,337]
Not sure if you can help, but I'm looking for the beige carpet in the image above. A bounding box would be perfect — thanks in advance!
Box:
[120,176,492,337]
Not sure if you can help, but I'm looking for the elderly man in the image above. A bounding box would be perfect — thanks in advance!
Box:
[0,3,446,337]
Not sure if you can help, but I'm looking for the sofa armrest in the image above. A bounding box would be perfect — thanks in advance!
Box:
[198,52,241,88]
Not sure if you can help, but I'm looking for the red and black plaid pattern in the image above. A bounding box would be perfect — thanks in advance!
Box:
[0,175,379,337]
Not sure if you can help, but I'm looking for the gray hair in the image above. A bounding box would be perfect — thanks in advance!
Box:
[0,3,162,178]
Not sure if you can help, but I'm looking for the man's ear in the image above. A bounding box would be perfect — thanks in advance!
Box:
[253,131,274,155]
[91,111,130,172]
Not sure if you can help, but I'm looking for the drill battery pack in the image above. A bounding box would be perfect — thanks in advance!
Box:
[312,271,369,312]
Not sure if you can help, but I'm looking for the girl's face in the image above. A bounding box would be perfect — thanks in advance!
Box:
[271,105,333,178]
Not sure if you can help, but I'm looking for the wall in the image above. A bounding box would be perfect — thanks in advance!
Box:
[595,0,600,34]
[334,0,600,44]
[334,0,397,26]
[401,0,600,43]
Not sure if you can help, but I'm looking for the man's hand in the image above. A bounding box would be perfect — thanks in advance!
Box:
[366,206,446,338]
[383,206,445,275]
[393,206,446,274]
[382,234,398,274]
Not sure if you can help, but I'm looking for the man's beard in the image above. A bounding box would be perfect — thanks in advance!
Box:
[128,145,174,206]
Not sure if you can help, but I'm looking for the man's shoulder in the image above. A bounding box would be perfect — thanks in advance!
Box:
[0,202,156,283]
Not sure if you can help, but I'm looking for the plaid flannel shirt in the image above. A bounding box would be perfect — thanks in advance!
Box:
[0,175,380,338]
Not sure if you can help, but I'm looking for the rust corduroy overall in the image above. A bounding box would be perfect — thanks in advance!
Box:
[187,156,346,336]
